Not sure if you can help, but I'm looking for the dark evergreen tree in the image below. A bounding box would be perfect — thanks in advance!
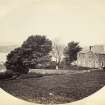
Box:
[64,41,82,65]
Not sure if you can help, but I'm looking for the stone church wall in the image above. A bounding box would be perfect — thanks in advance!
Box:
[77,51,105,68]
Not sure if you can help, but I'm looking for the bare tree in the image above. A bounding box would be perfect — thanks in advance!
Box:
[51,39,64,69]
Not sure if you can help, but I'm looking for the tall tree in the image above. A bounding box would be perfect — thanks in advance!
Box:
[21,35,52,68]
[63,41,82,65]
[22,35,52,56]
[51,40,64,69]
[5,35,52,74]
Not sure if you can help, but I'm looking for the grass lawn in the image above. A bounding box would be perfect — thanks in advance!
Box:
[0,70,105,104]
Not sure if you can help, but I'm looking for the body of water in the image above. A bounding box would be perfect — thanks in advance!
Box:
[0,52,8,62]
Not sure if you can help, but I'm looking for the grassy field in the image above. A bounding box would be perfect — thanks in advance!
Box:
[0,69,105,104]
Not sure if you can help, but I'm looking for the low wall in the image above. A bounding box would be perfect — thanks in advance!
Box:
[29,69,71,75]
[29,69,93,75]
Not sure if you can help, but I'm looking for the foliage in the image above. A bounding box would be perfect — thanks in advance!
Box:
[5,47,29,74]
[0,70,20,79]
[63,41,82,65]
[21,35,52,68]
[22,35,52,55]
[5,35,52,74]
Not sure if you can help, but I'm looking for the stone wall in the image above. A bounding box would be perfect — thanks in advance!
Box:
[77,51,105,68]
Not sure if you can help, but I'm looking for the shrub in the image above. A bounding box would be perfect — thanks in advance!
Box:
[5,47,29,74]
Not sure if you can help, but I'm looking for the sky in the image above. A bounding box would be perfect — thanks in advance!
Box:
[0,0,105,47]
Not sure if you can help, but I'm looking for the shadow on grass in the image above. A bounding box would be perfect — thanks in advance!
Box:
[0,70,105,104]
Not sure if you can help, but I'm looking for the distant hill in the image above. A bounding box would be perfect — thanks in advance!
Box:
[0,45,18,53]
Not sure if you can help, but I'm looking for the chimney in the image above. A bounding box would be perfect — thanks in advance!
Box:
[89,46,92,51]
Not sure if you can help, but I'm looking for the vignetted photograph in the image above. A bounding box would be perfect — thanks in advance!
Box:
[0,0,105,104]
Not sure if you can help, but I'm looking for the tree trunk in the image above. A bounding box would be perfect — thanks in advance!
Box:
[56,65,59,70]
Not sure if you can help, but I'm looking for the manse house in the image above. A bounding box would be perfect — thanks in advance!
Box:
[76,45,105,68]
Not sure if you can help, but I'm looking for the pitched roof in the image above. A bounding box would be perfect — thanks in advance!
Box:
[80,45,105,54]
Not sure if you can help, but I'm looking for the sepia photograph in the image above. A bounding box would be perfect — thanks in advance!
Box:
[0,0,105,104]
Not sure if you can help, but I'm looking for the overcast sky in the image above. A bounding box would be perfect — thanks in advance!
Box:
[0,0,105,46]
